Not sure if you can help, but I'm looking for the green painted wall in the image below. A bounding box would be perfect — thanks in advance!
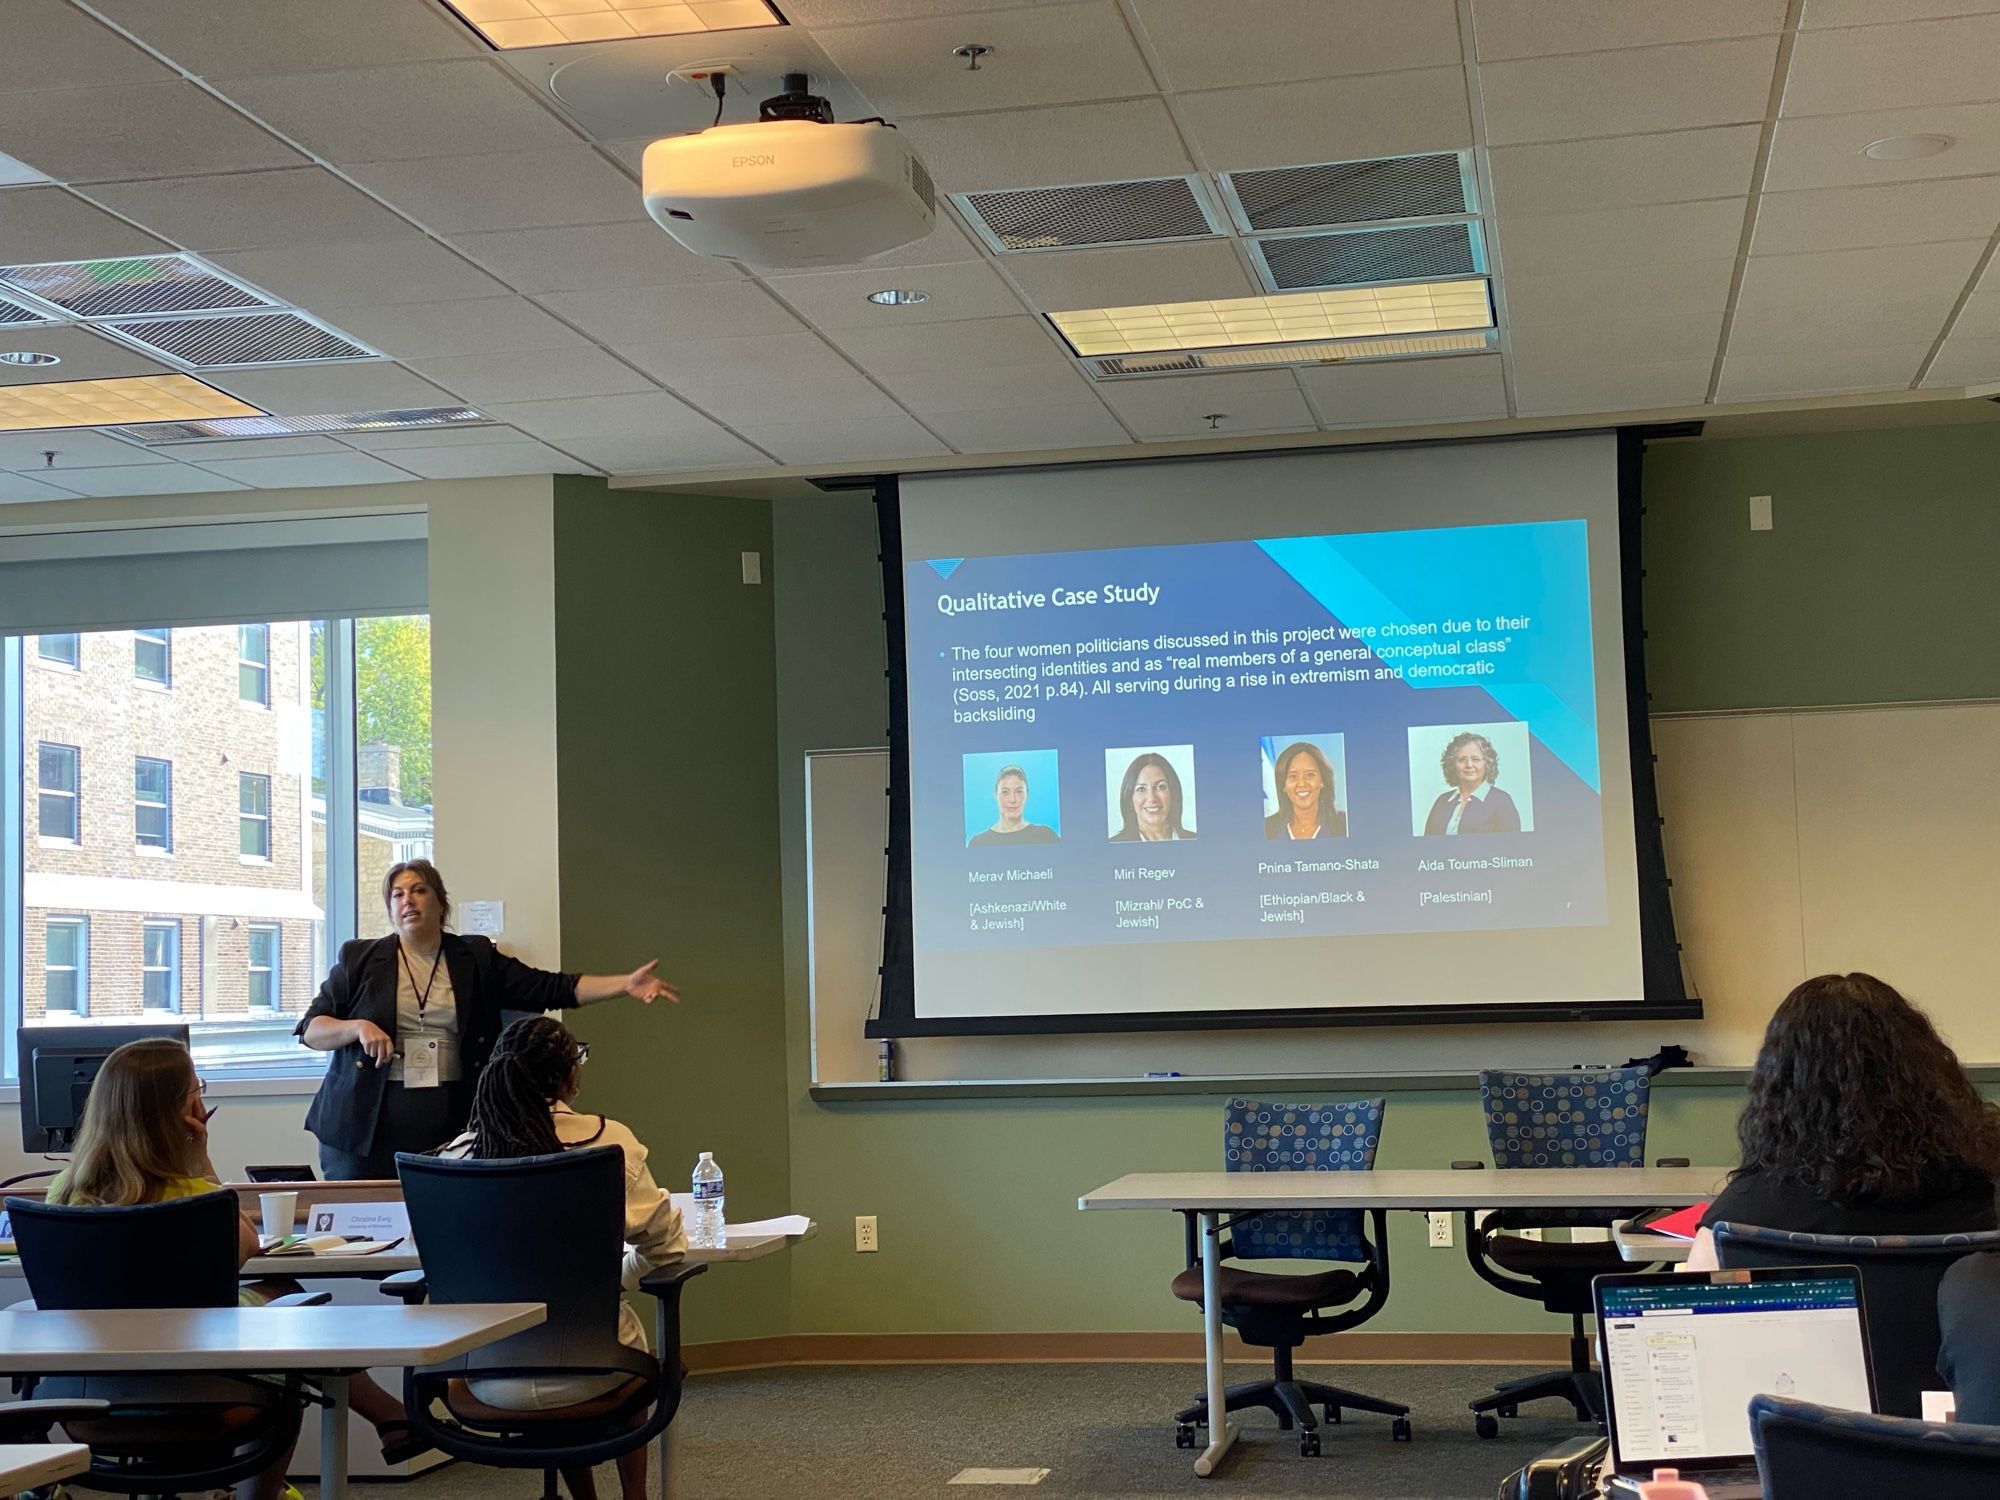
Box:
[554,477,790,1344]
[1641,424,2000,713]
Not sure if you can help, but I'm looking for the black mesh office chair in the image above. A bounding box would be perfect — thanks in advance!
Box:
[1752,1393,2000,1498]
[3,1190,322,1496]
[386,1148,704,1500]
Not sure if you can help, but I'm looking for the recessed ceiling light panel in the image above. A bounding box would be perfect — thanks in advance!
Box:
[0,373,261,432]
[0,351,59,367]
[867,288,928,305]
[1050,280,1495,358]
[1083,331,1492,378]
[444,0,783,49]
[1862,134,1952,161]
[103,406,492,444]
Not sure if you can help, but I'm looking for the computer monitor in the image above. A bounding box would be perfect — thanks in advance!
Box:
[16,1023,191,1153]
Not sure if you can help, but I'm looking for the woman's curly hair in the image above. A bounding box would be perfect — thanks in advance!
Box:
[1734,973,2000,1204]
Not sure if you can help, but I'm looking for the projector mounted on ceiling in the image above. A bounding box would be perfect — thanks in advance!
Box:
[642,74,935,269]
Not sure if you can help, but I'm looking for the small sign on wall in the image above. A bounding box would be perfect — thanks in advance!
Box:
[462,901,504,936]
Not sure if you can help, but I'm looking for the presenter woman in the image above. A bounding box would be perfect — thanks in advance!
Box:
[968,763,1059,846]
[1264,741,1347,840]
[1110,752,1195,841]
[1421,731,1521,835]
[297,858,679,1180]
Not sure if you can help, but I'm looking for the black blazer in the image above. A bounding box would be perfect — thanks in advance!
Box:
[297,933,579,1156]
[1422,785,1521,835]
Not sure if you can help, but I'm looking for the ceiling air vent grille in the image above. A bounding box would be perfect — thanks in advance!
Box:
[1082,331,1492,378]
[103,311,379,368]
[1254,223,1480,292]
[0,254,275,320]
[1226,153,1469,231]
[103,406,489,443]
[957,177,1218,252]
[0,295,47,325]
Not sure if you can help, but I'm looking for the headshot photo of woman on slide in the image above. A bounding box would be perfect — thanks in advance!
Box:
[964,750,1061,847]
[1415,726,1530,835]
[1107,747,1197,841]
[1263,737,1348,840]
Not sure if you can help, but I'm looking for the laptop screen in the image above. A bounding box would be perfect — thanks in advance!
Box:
[1598,1270,1872,1468]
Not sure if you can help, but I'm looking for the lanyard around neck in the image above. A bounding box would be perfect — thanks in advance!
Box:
[400,944,443,1024]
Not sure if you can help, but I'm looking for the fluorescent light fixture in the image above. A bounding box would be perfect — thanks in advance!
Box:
[444,0,782,48]
[1051,280,1494,358]
[104,406,492,444]
[1085,331,1492,377]
[0,374,261,432]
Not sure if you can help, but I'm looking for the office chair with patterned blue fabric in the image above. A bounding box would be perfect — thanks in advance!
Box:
[1752,1394,2000,1498]
[1168,1098,1411,1458]
[1459,1066,1656,1437]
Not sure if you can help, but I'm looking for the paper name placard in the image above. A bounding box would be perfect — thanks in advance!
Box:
[308,1201,412,1241]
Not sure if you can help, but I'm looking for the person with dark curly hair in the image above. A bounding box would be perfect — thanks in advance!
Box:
[1684,973,2000,1272]
[1421,731,1521,835]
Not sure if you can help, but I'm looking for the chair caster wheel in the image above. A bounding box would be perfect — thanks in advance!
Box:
[1322,1404,1341,1423]
[1392,1417,1413,1442]
[1299,1431,1321,1457]
[1497,1403,1518,1419]
[1475,1414,1500,1439]
[1175,1423,1196,1449]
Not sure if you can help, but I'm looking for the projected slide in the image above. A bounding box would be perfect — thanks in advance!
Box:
[905,518,1605,956]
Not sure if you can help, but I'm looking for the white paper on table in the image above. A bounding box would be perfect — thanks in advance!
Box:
[725,1214,812,1239]
[1924,1390,1957,1423]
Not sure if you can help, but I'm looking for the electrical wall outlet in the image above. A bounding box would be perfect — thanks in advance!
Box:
[854,1214,878,1252]
[1426,1211,1453,1248]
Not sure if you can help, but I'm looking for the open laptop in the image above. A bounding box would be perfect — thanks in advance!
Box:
[1593,1265,1877,1499]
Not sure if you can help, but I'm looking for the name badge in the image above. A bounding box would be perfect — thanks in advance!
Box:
[402,1032,442,1089]
[310,1201,413,1241]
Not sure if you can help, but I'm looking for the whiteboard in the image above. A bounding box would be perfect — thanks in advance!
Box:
[806,701,2000,1082]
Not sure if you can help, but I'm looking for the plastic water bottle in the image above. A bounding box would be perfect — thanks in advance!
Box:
[689,1152,726,1249]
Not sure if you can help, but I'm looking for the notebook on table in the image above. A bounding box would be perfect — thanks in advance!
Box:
[1594,1265,1877,1500]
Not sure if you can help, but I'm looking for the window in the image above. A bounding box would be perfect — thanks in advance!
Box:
[238,624,269,705]
[239,773,270,859]
[44,917,87,1015]
[142,920,181,1011]
[135,756,172,851]
[37,742,79,842]
[247,925,278,1011]
[134,627,170,685]
[36,634,79,668]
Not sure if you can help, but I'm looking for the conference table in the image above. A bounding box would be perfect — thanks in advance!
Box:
[0,1442,89,1491]
[1079,1165,1725,1478]
[0,1303,542,1500]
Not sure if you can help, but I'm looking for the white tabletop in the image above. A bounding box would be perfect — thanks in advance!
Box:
[0,1444,89,1491]
[0,1303,543,1372]
[1079,1166,1727,1212]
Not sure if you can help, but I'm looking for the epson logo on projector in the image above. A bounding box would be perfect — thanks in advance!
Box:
[732,155,777,167]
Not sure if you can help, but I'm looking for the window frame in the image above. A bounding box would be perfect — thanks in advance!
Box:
[141,918,181,1013]
[133,627,171,687]
[134,755,172,853]
[246,923,279,1012]
[35,634,79,670]
[238,771,272,861]
[43,914,88,1017]
[37,741,80,844]
[238,623,270,707]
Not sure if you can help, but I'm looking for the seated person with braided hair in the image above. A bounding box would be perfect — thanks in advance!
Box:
[438,1016,685,1500]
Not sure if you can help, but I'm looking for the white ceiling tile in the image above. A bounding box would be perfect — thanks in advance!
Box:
[483,392,720,442]
[782,0,1076,20]
[616,331,861,389]
[827,314,1069,373]
[922,400,1131,451]
[27,463,252,497]
[0,471,84,503]
[413,347,654,406]
[1132,0,1462,90]
[1766,102,2000,191]
[151,435,350,461]
[0,188,171,263]
[555,430,767,473]
[1176,69,1471,173]
[1505,258,1737,329]
[0,432,172,468]
[813,3,1160,118]
[1002,242,1256,312]
[0,326,172,384]
[676,378,904,427]
[0,84,301,184]
[535,281,806,344]
[0,1,175,92]
[1735,240,1986,313]
[212,239,508,308]
[204,362,458,415]
[1473,0,1788,59]
[450,221,739,295]
[1953,290,2000,339]
[319,297,589,360]
[854,213,987,269]
[1297,354,1509,426]
[338,423,530,452]
[384,440,586,479]
[1495,199,1747,273]
[898,99,1192,192]
[1511,358,1714,414]
[1509,310,1727,365]
[1490,126,1761,215]
[1481,37,1779,146]
[1786,14,2000,118]
[1716,344,1930,399]
[1726,294,1953,352]
[82,169,421,253]
[224,62,582,165]
[1923,333,2000,386]
[1752,177,2000,256]
[346,149,642,235]
[762,260,1025,330]
[733,412,950,462]
[1096,370,1311,439]
[1805,0,2000,24]
[873,360,1102,413]
[194,452,421,487]
[90,0,481,75]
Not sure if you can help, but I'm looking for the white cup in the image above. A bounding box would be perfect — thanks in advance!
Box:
[259,1191,298,1242]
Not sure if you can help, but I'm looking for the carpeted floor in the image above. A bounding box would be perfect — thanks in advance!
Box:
[329,1362,1599,1500]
